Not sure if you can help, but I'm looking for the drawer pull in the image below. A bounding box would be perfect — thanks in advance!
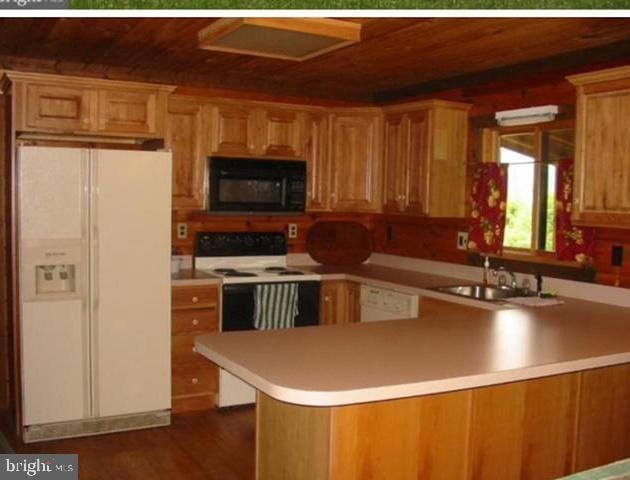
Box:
[191,378,199,385]
[192,296,199,303]
[192,319,199,326]
[192,347,197,353]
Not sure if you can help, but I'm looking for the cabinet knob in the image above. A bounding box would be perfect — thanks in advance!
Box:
[191,378,199,385]
[324,295,331,302]
[192,347,197,353]
[192,296,199,303]
[192,319,199,326]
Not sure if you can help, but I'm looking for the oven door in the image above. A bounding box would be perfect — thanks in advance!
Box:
[221,282,320,332]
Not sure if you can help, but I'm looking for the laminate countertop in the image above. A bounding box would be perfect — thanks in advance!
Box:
[195,265,630,407]
[171,268,221,286]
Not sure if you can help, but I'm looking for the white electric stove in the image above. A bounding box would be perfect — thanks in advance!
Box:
[194,232,321,407]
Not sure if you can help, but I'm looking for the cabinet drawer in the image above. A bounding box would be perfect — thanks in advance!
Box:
[172,309,218,335]
[172,332,207,365]
[172,363,218,396]
[172,285,218,310]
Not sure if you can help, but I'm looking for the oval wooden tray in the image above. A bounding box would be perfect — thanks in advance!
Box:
[306,221,372,266]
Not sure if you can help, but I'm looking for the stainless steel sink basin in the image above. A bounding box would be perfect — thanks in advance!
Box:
[433,284,521,302]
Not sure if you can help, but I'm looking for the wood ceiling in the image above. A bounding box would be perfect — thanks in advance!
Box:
[1,18,630,102]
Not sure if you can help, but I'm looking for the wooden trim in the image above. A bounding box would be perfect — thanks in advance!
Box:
[382,98,472,113]
[567,64,630,86]
[3,70,175,93]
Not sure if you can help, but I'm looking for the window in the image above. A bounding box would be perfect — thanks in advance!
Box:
[496,124,574,254]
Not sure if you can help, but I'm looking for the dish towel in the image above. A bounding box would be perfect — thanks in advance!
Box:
[507,296,565,307]
[254,283,299,330]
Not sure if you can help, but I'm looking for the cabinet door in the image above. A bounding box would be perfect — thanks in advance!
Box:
[259,109,304,158]
[573,89,630,226]
[330,114,382,212]
[320,281,361,325]
[383,114,407,213]
[209,105,257,156]
[97,90,161,136]
[23,83,95,133]
[166,98,206,210]
[304,113,330,211]
[405,111,430,214]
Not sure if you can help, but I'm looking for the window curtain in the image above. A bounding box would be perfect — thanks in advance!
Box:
[468,163,509,254]
[555,158,596,263]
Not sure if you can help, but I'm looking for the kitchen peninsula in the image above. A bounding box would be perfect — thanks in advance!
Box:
[196,277,630,480]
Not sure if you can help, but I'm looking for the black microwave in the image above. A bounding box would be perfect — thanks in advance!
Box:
[208,157,306,214]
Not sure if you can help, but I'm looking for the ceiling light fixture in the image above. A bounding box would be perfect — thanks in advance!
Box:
[495,105,559,127]
[198,18,361,62]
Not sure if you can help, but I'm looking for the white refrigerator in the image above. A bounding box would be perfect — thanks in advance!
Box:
[18,146,172,440]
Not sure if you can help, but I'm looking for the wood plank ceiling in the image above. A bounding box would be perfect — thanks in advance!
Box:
[1,18,630,102]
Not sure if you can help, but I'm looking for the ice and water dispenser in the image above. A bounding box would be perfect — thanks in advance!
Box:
[35,264,76,294]
[21,240,83,301]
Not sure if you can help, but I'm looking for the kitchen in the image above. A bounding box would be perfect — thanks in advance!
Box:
[1,17,630,480]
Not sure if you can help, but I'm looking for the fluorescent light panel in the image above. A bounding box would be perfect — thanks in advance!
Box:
[495,105,559,127]
[198,18,362,62]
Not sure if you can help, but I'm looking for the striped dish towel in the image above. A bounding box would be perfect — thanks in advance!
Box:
[254,283,299,330]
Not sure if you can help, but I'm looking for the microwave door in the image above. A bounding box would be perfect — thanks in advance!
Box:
[214,173,287,212]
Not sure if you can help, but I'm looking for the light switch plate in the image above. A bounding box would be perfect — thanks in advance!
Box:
[176,223,188,240]
[457,231,468,250]
[288,223,298,239]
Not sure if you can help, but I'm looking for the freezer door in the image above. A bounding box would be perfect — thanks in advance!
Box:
[18,146,91,425]
[90,149,172,417]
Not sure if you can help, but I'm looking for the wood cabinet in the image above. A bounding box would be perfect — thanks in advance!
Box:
[166,96,207,210]
[304,112,331,211]
[258,363,630,480]
[382,100,470,217]
[171,284,220,412]
[8,71,173,138]
[259,108,305,158]
[208,104,258,156]
[97,89,165,137]
[208,103,306,159]
[320,280,361,325]
[568,66,630,227]
[329,112,383,212]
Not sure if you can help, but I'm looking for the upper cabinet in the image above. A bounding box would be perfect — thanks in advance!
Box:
[259,108,305,158]
[208,103,305,159]
[208,104,258,156]
[329,112,383,212]
[568,66,630,228]
[7,71,173,138]
[382,100,471,217]
[304,112,331,211]
[166,96,207,210]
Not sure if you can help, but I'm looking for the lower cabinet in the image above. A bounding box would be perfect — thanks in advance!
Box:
[320,280,361,325]
[171,284,220,412]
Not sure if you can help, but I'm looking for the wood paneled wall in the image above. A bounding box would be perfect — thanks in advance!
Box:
[172,211,379,256]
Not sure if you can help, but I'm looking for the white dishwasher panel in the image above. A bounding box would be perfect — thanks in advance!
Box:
[360,285,419,322]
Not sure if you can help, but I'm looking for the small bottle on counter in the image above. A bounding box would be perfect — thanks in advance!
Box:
[482,256,490,285]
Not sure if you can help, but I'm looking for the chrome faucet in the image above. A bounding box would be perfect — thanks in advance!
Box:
[491,266,517,290]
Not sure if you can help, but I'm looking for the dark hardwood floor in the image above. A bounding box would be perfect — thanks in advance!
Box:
[17,408,256,480]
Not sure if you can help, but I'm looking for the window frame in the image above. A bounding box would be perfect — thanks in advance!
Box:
[483,118,575,261]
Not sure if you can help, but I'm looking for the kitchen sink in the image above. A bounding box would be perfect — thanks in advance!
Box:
[433,284,526,302]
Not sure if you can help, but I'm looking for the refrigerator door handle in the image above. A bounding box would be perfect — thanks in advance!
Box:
[88,150,100,417]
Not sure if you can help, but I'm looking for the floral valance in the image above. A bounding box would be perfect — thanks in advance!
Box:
[468,163,509,255]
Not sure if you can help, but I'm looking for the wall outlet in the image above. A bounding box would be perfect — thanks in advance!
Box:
[287,223,298,239]
[176,222,188,240]
[457,231,469,250]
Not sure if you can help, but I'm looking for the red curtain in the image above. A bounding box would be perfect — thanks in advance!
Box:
[555,158,596,263]
[468,163,509,254]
